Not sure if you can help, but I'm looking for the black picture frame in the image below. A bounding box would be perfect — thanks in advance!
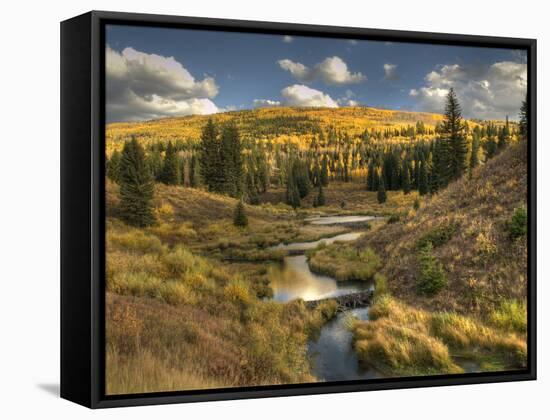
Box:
[61,10,537,409]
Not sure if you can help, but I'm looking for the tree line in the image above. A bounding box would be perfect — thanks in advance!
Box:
[107,89,528,225]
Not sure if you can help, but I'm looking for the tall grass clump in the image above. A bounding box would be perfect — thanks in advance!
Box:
[307,245,382,282]
[489,299,527,333]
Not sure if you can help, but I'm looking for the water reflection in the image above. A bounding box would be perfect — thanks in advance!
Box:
[305,215,378,225]
[271,232,364,252]
[308,308,380,381]
[269,255,370,302]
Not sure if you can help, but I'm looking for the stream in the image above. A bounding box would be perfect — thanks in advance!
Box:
[268,215,381,381]
[267,214,482,380]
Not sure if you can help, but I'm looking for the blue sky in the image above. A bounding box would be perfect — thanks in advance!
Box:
[105,24,527,122]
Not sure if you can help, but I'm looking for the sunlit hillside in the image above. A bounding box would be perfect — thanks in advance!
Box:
[106,106,451,153]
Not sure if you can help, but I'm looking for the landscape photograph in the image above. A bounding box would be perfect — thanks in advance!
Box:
[104,24,529,395]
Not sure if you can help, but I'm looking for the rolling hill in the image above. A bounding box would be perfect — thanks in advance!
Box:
[106,106,448,152]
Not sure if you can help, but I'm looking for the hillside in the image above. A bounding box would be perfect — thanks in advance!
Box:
[356,141,528,315]
[106,106,447,152]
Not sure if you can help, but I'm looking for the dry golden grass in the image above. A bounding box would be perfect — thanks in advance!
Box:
[352,296,527,377]
[307,244,382,281]
[105,200,341,393]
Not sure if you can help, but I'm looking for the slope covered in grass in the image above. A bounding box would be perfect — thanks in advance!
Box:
[357,141,528,316]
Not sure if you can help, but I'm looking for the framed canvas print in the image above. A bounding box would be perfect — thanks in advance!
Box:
[60,11,536,408]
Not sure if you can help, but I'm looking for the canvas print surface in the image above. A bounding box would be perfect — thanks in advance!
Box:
[104,24,529,395]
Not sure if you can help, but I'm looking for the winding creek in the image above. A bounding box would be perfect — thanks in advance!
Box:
[268,215,381,381]
[267,214,482,379]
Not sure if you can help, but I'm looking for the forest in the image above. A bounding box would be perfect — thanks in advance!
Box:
[104,89,529,393]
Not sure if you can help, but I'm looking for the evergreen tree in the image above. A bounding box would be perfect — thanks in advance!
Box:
[366,161,375,191]
[418,157,429,196]
[484,137,498,160]
[316,183,326,206]
[469,132,480,176]
[199,119,223,192]
[519,95,528,141]
[148,145,163,181]
[285,167,301,209]
[159,141,179,185]
[118,138,155,227]
[107,150,121,183]
[320,156,329,187]
[294,159,310,198]
[377,176,387,204]
[189,154,201,188]
[220,122,242,197]
[442,88,467,181]
[497,116,510,150]
[402,160,411,195]
[233,200,248,227]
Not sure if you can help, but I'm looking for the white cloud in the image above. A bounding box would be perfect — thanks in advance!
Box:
[253,99,281,108]
[283,35,294,43]
[277,56,366,85]
[278,59,312,82]
[337,89,359,106]
[409,61,527,119]
[383,63,399,81]
[348,40,358,45]
[281,84,338,108]
[106,46,220,122]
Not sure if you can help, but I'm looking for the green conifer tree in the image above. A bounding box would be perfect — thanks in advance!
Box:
[377,176,387,204]
[442,88,467,181]
[402,160,411,194]
[519,95,528,141]
[316,183,326,206]
[160,141,179,185]
[118,138,155,227]
[107,150,121,183]
[233,200,248,227]
[418,157,429,196]
[199,119,223,192]
[320,156,329,187]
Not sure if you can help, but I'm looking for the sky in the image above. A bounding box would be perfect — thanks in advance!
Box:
[105,24,527,123]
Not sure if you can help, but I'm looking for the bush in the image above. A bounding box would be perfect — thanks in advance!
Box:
[416,242,447,295]
[233,200,249,227]
[416,223,458,249]
[387,214,400,224]
[413,198,420,210]
[506,206,527,240]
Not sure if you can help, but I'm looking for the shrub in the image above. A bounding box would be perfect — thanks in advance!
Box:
[506,206,527,240]
[416,242,447,295]
[413,198,420,210]
[233,200,248,227]
[387,214,400,224]
[416,223,458,249]
[223,278,252,304]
